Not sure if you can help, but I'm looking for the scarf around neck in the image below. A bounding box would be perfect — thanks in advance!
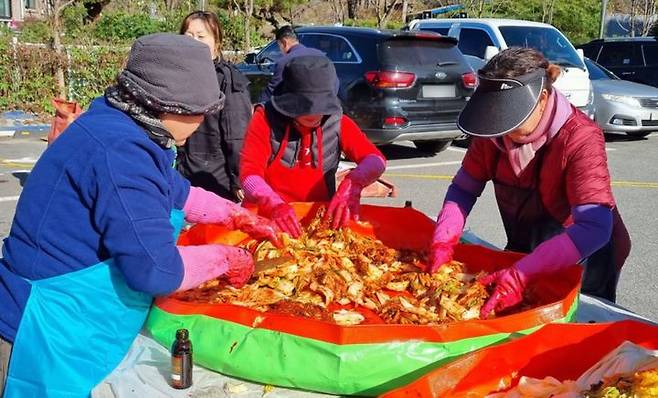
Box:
[105,86,176,148]
[497,90,573,176]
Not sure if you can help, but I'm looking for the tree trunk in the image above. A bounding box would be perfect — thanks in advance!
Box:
[401,0,408,24]
[347,0,358,19]
[52,0,72,100]
[244,0,254,53]
[331,0,346,24]
[379,0,400,28]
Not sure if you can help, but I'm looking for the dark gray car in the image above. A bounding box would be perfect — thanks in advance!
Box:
[237,26,476,154]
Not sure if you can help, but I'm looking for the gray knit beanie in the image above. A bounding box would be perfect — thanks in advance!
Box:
[117,33,224,115]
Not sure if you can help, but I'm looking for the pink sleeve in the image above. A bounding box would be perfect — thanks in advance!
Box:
[515,233,581,278]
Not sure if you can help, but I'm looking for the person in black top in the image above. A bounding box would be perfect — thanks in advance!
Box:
[260,25,331,102]
[178,11,252,202]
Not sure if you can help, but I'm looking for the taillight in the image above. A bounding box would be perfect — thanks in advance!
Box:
[462,72,478,89]
[365,71,416,88]
[383,117,408,127]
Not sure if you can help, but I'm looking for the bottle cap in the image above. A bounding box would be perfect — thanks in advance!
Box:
[176,329,189,340]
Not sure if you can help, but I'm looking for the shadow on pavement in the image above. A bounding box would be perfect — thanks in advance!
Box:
[378,143,435,160]
[604,132,650,142]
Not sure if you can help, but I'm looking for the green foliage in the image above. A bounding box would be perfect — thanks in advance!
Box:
[0,32,127,115]
[67,46,128,108]
[19,20,52,43]
[0,34,65,114]
[61,2,90,41]
[93,12,162,41]
[0,34,14,111]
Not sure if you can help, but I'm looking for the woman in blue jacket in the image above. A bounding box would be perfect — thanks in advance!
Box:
[0,33,279,397]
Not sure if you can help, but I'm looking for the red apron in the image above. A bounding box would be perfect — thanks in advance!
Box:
[265,125,330,203]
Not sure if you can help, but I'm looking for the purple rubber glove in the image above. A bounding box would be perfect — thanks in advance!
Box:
[176,244,255,291]
[479,232,581,318]
[325,155,385,228]
[242,175,302,238]
[183,186,281,247]
[428,201,465,272]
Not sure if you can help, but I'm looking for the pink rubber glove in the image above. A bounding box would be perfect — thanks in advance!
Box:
[242,175,302,238]
[325,155,386,228]
[479,232,581,318]
[428,201,466,272]
[268,203,303,238]
[183,186,281,247]
[326,176,362,229]
[176,244,255,291]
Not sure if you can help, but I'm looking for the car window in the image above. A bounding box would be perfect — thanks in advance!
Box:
[379,38,464,66]
[300,34,359,63]
[642,44,658,66]
[257,41,282,64]
[419,27,450,35]
[597,43,641,67]
[580,43,602,60]
[458,28,494,58]
[499,26,585,69]
[585,58,618,80]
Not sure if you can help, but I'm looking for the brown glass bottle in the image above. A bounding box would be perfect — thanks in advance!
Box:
[171,328,193,389]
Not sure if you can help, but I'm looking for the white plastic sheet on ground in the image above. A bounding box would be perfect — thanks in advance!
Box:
[92,294,656,398]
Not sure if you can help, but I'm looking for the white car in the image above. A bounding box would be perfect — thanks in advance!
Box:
[586,57,658,138]
[407,18,595,117]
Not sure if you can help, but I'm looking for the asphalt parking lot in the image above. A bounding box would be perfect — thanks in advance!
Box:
[0,133,656,320]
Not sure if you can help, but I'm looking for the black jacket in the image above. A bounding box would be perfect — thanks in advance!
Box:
[177,59,252,201]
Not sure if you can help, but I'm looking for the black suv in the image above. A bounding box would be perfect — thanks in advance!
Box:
[579,37,658,88]
[237,26,477,153]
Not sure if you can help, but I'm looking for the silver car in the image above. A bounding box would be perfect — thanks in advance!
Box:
[586,57,658,137]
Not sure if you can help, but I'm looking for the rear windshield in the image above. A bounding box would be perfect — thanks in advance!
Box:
[499,26,585,70]
[419,27,450,36]
[379,39,463,66]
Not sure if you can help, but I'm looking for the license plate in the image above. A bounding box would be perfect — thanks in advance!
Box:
[422,85,456,98]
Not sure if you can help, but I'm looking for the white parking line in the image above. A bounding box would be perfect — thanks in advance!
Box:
[2,157,38,163]
[447,147,467,153]
[0,196,20,203]
[386,161,462,170]
[606,148,617,151]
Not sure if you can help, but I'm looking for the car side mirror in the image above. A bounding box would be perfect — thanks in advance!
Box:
[484,46,500,61]
[577,48,585,61]
[244,53,257,64]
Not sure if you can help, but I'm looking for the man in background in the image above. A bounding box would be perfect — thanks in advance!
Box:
[260,25,336,102]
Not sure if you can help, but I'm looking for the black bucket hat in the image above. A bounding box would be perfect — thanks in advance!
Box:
[118,33,224,115]
[271,55,342,118]
[457,69,548,137]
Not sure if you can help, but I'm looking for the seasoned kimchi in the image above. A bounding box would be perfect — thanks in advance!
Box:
[173,208,490,325]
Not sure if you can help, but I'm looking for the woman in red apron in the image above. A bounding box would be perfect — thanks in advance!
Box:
[428,48,631,317]
[240,55,386,236]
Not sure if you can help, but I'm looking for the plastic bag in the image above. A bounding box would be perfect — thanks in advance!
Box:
[48,98,82,145]
[382,320,658,398]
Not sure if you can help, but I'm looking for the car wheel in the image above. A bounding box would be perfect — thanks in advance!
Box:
[626,131,652,138]
[413,140,452,154]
